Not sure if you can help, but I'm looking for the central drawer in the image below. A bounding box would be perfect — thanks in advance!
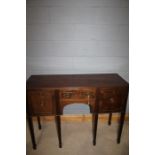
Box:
[59,88,96,113]
[60,88,95,101]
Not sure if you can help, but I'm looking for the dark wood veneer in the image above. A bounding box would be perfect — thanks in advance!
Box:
[26,74,128,149]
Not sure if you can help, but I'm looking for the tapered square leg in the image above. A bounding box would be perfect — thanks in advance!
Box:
[37,116,41,130]
[55,115,62,148]
[27,116,37,149]
[92,114,98,145]
[108,113,112,125]
[117,112,125,144]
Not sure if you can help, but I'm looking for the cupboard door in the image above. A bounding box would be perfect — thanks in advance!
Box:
[98,88,123,112]
[28,91,54,115]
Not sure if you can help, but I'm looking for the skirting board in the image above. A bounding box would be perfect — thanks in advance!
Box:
[33,113,129,122]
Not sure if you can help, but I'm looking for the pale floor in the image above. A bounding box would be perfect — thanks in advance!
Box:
[26,120,129,155]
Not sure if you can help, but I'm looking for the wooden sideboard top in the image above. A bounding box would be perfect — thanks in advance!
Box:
[26,74,128,89]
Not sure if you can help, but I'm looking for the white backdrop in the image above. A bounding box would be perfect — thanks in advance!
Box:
[26,0,129,113]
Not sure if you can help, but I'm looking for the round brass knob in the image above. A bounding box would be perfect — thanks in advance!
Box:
[109,97,114,103]
[40,101,44,107]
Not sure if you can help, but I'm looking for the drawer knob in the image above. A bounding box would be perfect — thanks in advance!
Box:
[63,92,72,98]
[40,102,45,107]
[80,92,94,98]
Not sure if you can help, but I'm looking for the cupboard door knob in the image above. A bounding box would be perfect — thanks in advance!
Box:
[110,98,114,103]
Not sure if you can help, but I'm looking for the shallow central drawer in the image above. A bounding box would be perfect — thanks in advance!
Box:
[60,88,96,101]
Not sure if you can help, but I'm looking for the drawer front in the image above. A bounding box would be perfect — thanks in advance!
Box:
[60,88,95,100]
[27,90,54,115]
[98,88,123,112]
[59,88,96,113]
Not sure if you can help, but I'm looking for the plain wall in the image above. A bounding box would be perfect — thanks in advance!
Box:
[26,0,129,113]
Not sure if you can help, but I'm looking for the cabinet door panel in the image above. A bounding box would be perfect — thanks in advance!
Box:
[28,91,54,115]
[98,88,123,112]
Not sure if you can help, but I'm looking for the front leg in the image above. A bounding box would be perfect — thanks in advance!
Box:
[55,115,62,148]
[117,112,125,143]
[108,112,112,125]
[92,113,98,145]
[27,116,37,149]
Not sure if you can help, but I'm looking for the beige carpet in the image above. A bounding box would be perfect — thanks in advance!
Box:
[26,120,129,155]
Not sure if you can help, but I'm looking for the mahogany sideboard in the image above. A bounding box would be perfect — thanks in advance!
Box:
[26,74,129,149]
